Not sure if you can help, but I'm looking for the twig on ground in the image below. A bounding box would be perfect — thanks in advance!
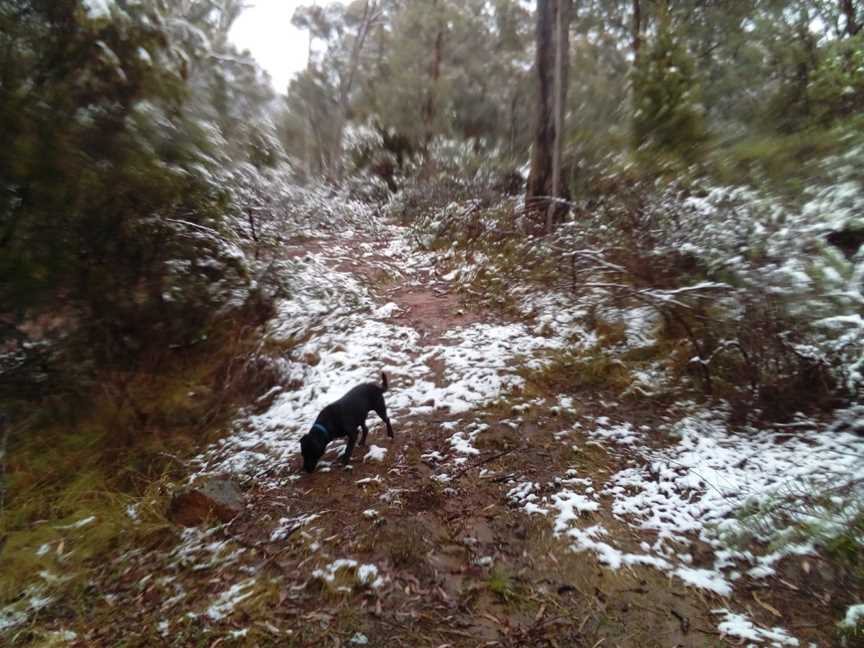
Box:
[259,528,302,568]
[449,447,520,480]
[0,414,8,513]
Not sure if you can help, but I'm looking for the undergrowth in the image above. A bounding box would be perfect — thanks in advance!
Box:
[487,567,519,603]
[520,347,634,397]
[735,479,864,574]
[0,310,295,628]
[406,186,846,423]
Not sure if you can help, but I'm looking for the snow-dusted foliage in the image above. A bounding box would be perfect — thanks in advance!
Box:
[642,146,864,396]
[392,141,864,636]
[406,139,864,415]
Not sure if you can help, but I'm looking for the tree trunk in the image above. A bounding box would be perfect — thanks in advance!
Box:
[841,0,862,36]
[629,0,642,151]
[509,89,520,156]
[526,0,556,215]
[423,1,445,148]
[546,0,571,232]
[333,0,378,181]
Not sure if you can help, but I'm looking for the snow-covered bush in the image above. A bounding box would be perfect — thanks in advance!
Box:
[416,139,864,417]
[387,136,523,239]
[0,1,296,403]
[641,145,864,402]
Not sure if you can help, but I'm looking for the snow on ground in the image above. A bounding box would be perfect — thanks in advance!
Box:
[312,559,386,589]
[519,290,592,342]
[447,421,486,456]
[204,579,257,621]
[82,0,113,19]
[364,445,387,462]
[192,222,566,480]
[713,609,799,646]
[605,410,864,576]
[269,513,320,542]
[0,588,54,632]
[840,603,864,629]
[512,406,864,578]
[508,403,864,643]
[183,217,862,642]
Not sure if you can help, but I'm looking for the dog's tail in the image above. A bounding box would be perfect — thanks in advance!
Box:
[381,372,388,392]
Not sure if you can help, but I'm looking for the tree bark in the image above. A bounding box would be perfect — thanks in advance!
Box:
[333,0,379,180]
[509,89,520,156]
[546,0,571,232]
[423,0,445,148]
[526,0,556,214]
[841,0,862,36]
[632,0,641,62]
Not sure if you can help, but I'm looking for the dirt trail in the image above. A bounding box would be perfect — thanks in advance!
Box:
[224,229,765,647]
[70,224,835,647]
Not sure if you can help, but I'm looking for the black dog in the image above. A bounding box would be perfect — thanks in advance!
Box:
[300,373,393,473]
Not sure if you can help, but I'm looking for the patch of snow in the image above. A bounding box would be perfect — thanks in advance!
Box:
[136,47,152,66]
[559,524,625,569]
[313,560,385,589]
[270,513,319,542]
[449,431,480,455]
[312,558,357,582]
[364,445,387,462]
[356,564,385,588]
[82,0,113,18]
[714,609,799,646]
[206,579,257,621]
[0,588,55,632]
[675,567,732,597]
[588,418,640,446]
[50,630,77,642]
[604,410,864,577]
[550,489,600,529]
[507,481,543,512]
[373,302,401,318]
[840,603,864,628]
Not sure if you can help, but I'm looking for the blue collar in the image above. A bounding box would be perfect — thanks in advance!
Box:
[312,422,330,441]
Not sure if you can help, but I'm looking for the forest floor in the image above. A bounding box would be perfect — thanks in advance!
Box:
[4,217,862,647]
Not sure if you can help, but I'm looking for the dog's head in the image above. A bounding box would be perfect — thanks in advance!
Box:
[300,433,325,473]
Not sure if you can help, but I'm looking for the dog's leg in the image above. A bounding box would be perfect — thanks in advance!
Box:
[374,399,394,438]
[359,421,369,447]
[341,429,358,465]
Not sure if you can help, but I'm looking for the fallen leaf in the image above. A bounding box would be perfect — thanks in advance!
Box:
[535,604,546,622]
[753,591,782,618]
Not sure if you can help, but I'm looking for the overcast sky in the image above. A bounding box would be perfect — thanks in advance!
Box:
[229,0,310,93]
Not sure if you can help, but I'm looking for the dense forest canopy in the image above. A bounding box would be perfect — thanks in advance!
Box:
[281,0,863,185]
